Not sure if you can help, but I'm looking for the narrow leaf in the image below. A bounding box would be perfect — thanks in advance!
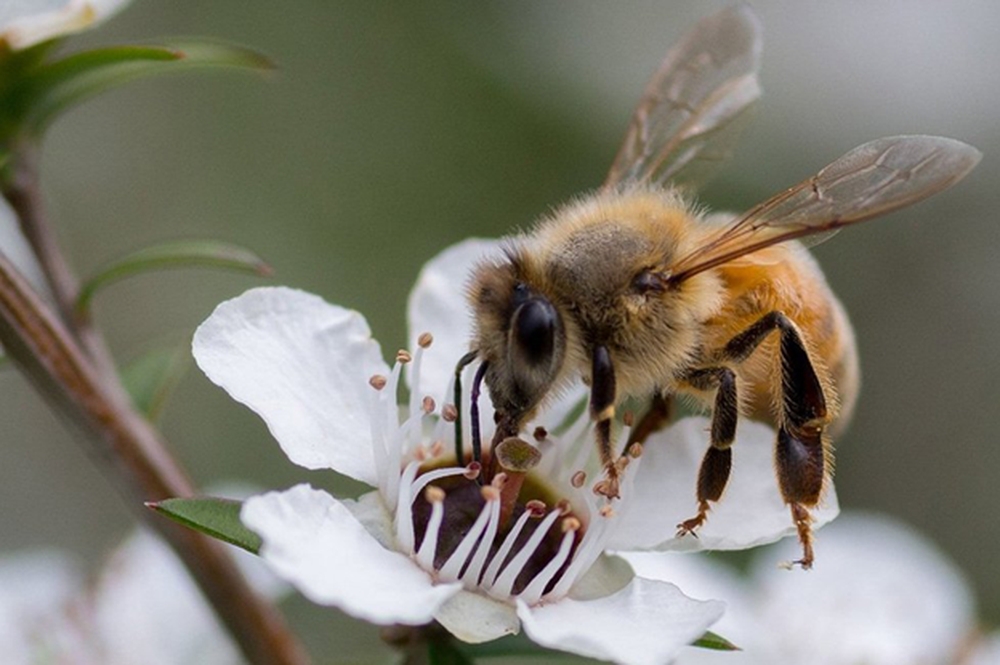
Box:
[21,39,273,131]
[148,497,261,554]
[692,630,741,651]
[121,345,189,421]
[77,239,272,314]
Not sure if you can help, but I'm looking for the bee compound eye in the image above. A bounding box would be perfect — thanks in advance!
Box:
[511,298,559,367]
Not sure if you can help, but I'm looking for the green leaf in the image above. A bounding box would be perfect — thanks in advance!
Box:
[148,497,261,554]
[121,345,189,421]
[692,630,741,651]
[77,239,272,314]
[428,638,475,665]
[19,39,273,132]
[458,633,579,660]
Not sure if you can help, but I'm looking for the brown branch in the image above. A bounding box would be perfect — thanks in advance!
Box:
[0,144,310,664]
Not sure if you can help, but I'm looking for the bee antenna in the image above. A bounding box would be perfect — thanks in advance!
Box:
[453,350,480,466]
[470,360,489,482]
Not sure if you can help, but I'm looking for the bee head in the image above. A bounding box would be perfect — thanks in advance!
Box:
[468,252,567,432]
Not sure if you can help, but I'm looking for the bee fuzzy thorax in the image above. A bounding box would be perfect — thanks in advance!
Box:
[521,189,726,396]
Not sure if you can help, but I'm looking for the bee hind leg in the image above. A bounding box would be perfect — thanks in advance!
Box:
[676,366,737,537]
[723,311,828,568]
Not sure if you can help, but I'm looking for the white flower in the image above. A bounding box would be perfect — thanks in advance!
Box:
[193,238,838,665]
[624,512,977,665]
[0,0,131,51]
[0,529,283,665]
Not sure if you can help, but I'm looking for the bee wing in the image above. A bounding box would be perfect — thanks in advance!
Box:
[603,5,762,192]
[668,136,982,282]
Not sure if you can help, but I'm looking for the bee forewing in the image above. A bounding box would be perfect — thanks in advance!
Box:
[603,5,762,192]
[669,135,982,281]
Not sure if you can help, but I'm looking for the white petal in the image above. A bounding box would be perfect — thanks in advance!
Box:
[434,590,520,644]
[518,577,724,665]
[1,0,131,50]
[621,552,758,664]
[92,530,242,665]
[241,484,461,626]
[0,550,84,662]
[565,552,633,601]
[406,238,500,397]
[748,512,974,665]
[193,287,389,484]
[611,417,839,551]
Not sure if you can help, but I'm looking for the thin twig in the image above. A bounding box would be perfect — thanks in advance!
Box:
[0,143,310,665]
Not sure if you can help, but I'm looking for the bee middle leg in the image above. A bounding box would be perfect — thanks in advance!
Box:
[675,366,738,537]
[720,311,829,568]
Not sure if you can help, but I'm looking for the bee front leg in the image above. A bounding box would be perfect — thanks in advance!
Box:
[676,366,738,537]
[590,345,622,499]
[722,311,828,568]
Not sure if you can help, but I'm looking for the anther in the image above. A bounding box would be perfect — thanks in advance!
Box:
[623,411,635,427]
[396,349,412,364]
[491,472,508,490]
[561,516,582,533]
[533,426,548,441]
[556,499,572,516]
[425,485,446,504]
[422,396,436,414]
[442,404,458,422]
[525,499,547,516]
[417,332,434,348]
[481,485,500,502]
[464,461,482,480]
[599,505,615,518]
[593,479,612,496]
[571,471,587,488]
[369,374,387,391]
[628,443,643,458]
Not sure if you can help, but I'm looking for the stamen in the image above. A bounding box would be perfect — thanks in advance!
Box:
[483,510,532,588]
[368,377,390,499]
[463,461,481,480]
[393,461,421,552]
[369,374,387,391]
[491,510,561,598]
[437,498,493,581]
[418,332,434,348]
[442,404,458,422]
[533,426,548,441]
[409,467,470,505]
[415,488,445,570]
[571,471,587,488]
[518,522,578,605]
[422,396,436,414]
[462,493,501,586]
[396,349,412,364]
[545,515,609,601]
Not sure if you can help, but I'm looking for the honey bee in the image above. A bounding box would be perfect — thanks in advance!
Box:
[464,6,980,567]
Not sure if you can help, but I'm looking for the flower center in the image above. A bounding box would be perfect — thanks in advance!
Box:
[368,333,642,606]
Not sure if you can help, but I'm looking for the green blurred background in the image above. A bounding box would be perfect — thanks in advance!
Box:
[2,1,997,661]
